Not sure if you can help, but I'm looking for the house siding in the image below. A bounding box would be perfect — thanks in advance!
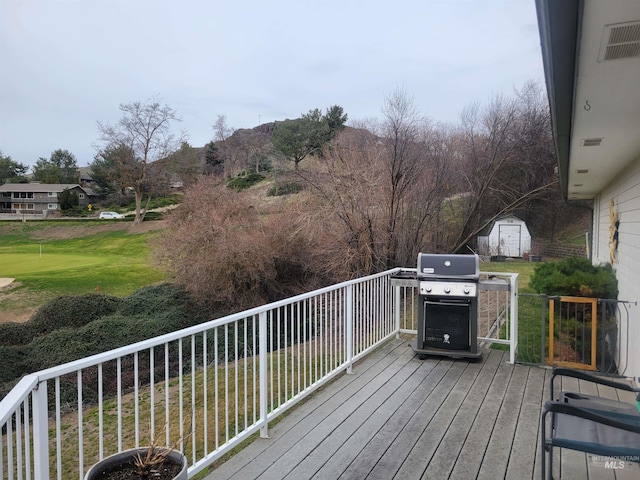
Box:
[594,153,640,378]
[0,184,91,215]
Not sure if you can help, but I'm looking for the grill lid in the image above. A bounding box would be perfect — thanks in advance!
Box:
[417,253,479,280]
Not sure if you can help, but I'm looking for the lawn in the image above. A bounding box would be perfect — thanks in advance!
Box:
[481,258,536,292]
[0,221,166,321]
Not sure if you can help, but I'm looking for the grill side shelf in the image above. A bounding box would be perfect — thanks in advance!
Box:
[478,278,510,292]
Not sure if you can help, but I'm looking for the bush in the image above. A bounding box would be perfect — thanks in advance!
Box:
[0,284,210,395]
[226,172,265,191]
[59,188,79,211]
[0,322,38,346]
[529,257,618,299]
[267,182,302,197]
[62,206,90,217]
[29,293,121,336]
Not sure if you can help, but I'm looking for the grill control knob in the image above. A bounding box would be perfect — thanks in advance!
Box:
[464,287,471,294]
[444,287,451,294]
[425,286,432,293]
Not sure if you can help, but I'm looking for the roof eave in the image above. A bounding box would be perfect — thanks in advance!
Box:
[535,0,581,200]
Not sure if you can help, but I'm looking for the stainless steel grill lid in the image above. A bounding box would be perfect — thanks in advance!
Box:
[417,253,479,280]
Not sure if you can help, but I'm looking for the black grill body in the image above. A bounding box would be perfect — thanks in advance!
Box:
[413,253,482,360]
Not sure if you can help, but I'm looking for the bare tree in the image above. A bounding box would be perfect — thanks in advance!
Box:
[213,114,234,142]
[97,97,184,224]
[447,82,557,253]
[298,89,452,276]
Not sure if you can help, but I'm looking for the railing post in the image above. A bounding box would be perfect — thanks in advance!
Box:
[32,379,50,480]
[346,285,354,374]
[259,311,269,438]
[509,274,519,364]
[394,284,401,339]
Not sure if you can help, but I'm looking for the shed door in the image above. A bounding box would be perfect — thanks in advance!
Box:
[498,224,521,257]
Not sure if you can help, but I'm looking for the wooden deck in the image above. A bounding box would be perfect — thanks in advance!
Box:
[205,337,639,480]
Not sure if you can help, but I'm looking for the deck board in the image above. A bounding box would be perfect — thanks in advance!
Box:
[205,338,639,480]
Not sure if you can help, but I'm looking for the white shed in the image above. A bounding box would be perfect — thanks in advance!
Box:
[478,215,531,258]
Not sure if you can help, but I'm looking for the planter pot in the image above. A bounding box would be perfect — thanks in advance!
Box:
[491,255,507,262]
[84,448,187,480]
[529,255,543,262]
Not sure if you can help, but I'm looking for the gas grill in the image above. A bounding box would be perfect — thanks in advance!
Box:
[413,253,482,359]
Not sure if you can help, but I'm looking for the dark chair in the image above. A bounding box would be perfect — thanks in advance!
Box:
[541,367,640,479]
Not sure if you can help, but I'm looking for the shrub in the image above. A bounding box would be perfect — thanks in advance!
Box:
[59,188,79,211]
[529,257,618,299]
[0,322,37,346]
[62,206,90,217]
[226,172,265,191]
[267,182,302,197]
[153,180,326,311]
[0,284,210,396]
[29,293,121,336]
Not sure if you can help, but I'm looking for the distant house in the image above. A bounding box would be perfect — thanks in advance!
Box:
[477,215,532,258]
[0,182,94,217]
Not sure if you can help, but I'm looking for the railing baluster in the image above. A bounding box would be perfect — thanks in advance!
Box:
[98,363,103,460]
[55,377,61,479]
[149,347,154,440]
[23,397,30,480]
[77,369,83,480]
[214,326,219,449]
[224,323,229,443]
[178,338,184,451]
[253,314,257,425]
[0,423,4,480]
[117,357,122,452]
[203,330,208,455]
[244,318,248,431]
[7,410,13,480]
[164,342,170,446]
[191,334,196,464]
[234,321,239,438]
[259,311,268,438]
[134,351,139,448]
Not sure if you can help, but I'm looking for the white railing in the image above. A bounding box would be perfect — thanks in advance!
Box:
[0,268,518,480]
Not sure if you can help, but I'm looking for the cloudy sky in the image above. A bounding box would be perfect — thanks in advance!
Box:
[0,0,544,168]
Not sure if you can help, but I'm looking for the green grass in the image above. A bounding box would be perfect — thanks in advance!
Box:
[481,259,536,292]
[0,222,165,316]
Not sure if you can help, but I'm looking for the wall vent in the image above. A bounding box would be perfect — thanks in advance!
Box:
[582,138,602,147]
[576,169,589,174]
[599,21,640,61]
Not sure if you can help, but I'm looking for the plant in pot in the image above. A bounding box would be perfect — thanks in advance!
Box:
[84,434,188,480]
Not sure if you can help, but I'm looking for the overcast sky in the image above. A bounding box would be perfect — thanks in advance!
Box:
[0,0,544,168]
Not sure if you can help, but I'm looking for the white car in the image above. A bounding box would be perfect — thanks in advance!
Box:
[99,211,125,219]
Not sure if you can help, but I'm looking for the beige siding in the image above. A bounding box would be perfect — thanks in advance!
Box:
[595,153,640,378]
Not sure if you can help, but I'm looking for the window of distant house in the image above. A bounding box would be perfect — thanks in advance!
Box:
[14,203,34,210]
[13,192,18,198]
[27,192,33,198]
[20,192,27,198]
[78,193,85,199]
[48,203,57,210]
[48,192,56,197]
